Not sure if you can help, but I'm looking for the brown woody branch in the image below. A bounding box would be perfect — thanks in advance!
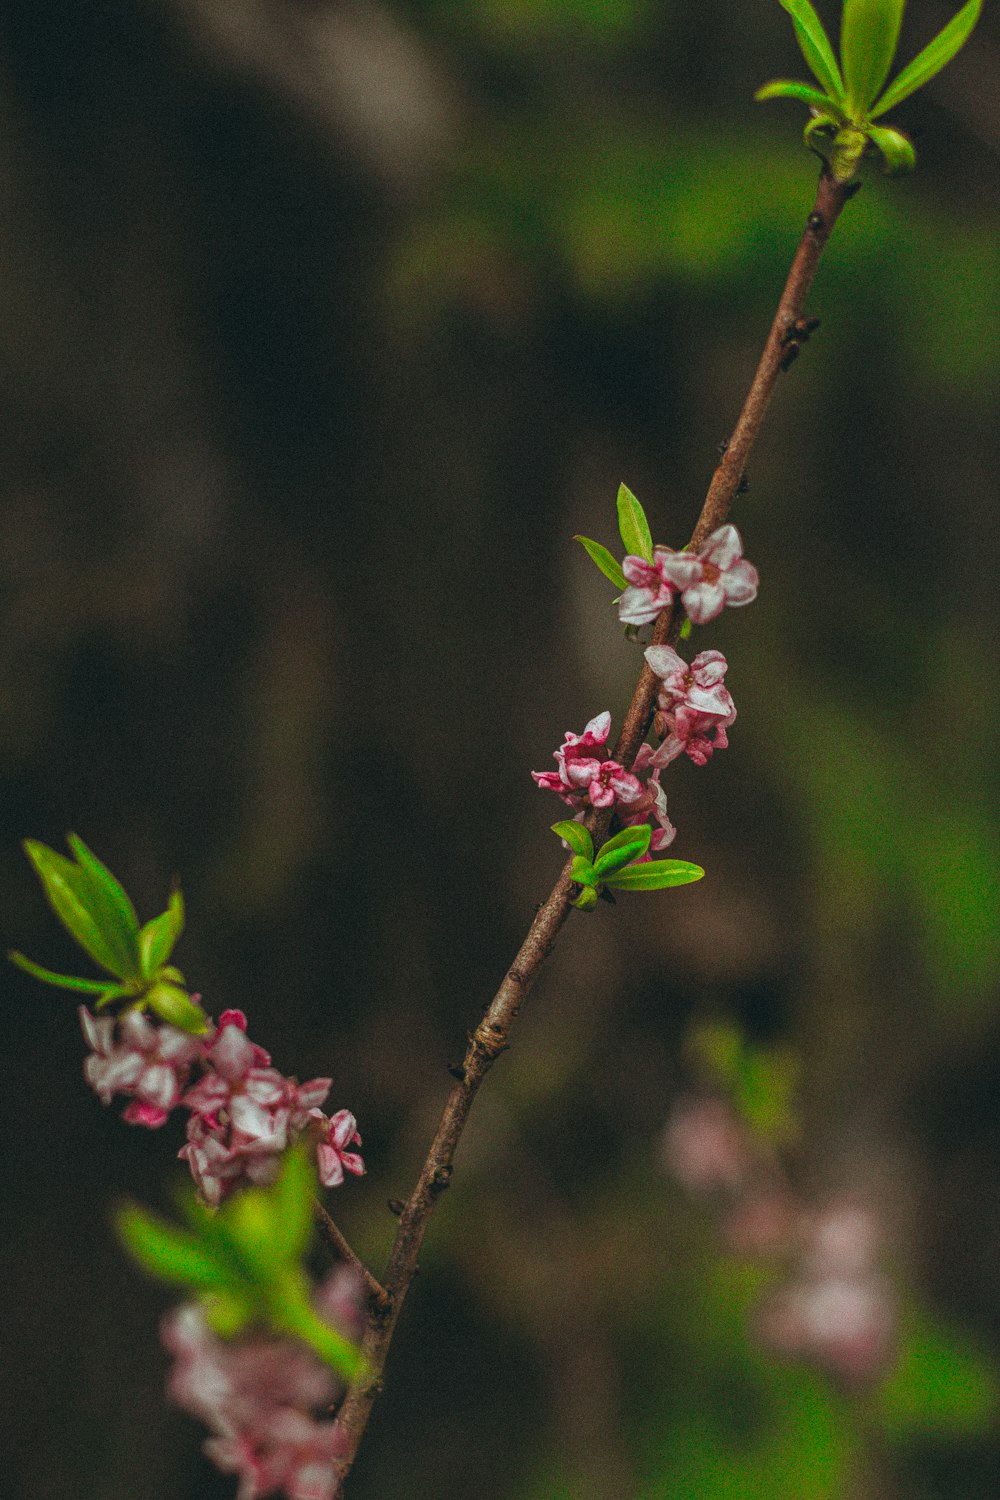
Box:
[329,166,854,1492]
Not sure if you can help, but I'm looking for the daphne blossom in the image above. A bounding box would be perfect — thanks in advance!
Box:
[532,713,675,847]
[644,644,737,769]
[658,524,758,625]
[617,549,679,626]
[79,1005,203,1128]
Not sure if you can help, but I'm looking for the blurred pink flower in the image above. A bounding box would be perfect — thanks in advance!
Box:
[80,1005,202,1128]
[661,1094,752,1195]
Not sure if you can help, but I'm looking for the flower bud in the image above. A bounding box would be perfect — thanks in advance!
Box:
[145,981,210,1034]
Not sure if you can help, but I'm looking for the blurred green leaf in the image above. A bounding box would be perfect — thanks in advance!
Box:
[574,534,627,590]
[551,820,594,860]
[778,0,845,100]
[270,1145,317,1264]
[872,0,983,115]
[616,482,654,561]
[138,886,185,977]
[755,79,842,110]
[603,859,705,889]
[65,834,141,978]
[118,1205,234,1291]
[841,0,905,114]
[7,951,117,993]
[144,981,209,1035]
[866,123,916,173]
[876,1310,1000,1437]
[24,840,128,978]
[571,885,599,911]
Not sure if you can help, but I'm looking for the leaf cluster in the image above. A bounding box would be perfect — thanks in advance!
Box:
[576,481,655,592]
[553,820,704,910]
[118,1147,362,1379]
[757,0,983,177]
[9,835,208,1033]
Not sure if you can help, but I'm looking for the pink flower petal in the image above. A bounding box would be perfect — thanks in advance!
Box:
[702,523,742,569]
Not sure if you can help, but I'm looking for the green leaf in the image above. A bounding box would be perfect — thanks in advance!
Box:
[270,1146,316,1263]
[94,984,137,1008]
[803,111,843,151]
[877,1310,1000,1437]
[603,859,705,890]
[755,79,842,111]
[117,1205,234,1291]
[24,840,127,977]
[7,950,118,992]
[138,886,185,977]
[65,834,141,978]
[872,0,983,115]
[616,483,654,562]
[574,536,627,591]
[570,885,599,911]
[841,0,905,114]
[570,854,599,887]
[551,820,594,861]
[144,981,210,1034]
[778,0,845,100]
[866,123,916,173]
[594,824,652,875]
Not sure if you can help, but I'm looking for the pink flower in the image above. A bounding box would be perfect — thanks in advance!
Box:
[531,711,612,803]
[644,645,735,719]
[79,1005,203,1128]
[532,711,644,810]
[162,1305,347,1499]
[658,524,758,625]
[182,1014,292,1147]
[307,1108,365,1189]
[617,549,678,626]
[661,1094,752,1195]
[618,744,676,857]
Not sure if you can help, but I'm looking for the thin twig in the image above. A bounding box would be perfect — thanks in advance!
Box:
[330,166,853,1491]
[314,1199,390,1313]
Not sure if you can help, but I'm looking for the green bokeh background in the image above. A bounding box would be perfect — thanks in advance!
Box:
[1,2,998,1496]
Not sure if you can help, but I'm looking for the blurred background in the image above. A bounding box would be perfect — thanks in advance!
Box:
[1,2,998,1496]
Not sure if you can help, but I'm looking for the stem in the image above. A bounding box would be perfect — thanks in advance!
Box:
[314,1200,389,1313]
[330,166,853,1490]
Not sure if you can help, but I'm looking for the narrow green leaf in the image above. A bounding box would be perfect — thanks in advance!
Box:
[118,1204,233,1290]
[203,1288,257,1338]
[778,0,845,100]
[841,0,905,113]
[7,950,116,992]
[603,860,705,890]
[755,79,843,111]
[574,536,627,591]
[271,1146,316,1263]
[616,483,654,562]
[570,854,599,887]
[94,984,136,1008]
[594,824,652,876]
[66,835,141,979]
[138,886,185,977]
[867,123,916,173]
[872,0,983,115]
[551,820,594,861]
[278,1299,363,1380]
[24,841,126,977]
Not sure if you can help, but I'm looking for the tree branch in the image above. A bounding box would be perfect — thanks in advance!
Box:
[330,166,853,1491]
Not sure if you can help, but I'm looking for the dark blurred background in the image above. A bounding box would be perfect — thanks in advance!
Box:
[1,2,998,1497]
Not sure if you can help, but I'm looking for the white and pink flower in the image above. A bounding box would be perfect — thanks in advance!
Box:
[79,1005,203,1128]
[658,524,758,625]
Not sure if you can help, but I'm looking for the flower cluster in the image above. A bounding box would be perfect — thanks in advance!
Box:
[619,524,758,627]
[532,711,675,855]
[645,645,736,768]
[163,1267,364,1500]
[662,1092,896,1387]
[533,525,754,851]
[80,1005,364,1205]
